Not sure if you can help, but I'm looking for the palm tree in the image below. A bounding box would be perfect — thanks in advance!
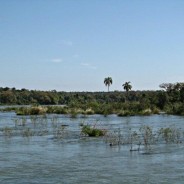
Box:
[122,81,132,101]
[104,77,113,92]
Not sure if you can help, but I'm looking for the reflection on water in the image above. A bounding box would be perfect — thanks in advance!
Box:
[0,113,184,184]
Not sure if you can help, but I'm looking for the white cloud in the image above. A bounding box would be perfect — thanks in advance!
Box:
[51,58,63,63]
[80,62,97,70]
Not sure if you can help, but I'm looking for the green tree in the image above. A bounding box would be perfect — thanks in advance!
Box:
[0,91,17,104]
[122,81,132,101]
[104,77,113,92]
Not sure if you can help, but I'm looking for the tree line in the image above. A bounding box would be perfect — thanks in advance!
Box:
[1,81,184,115]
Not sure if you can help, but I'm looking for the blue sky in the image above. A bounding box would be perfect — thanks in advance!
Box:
[1,0,184,91]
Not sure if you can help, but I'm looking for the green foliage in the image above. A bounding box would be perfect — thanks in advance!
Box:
[122,81,132,92]
[104,77,113,92]
[118,110,134,117]
[81,125,106,137]
[0,106,18,112]
[1,82,184,116]
[164,102,184,115]
[46,106,68,114]
[16,106,47,115]
[70,109,78,118]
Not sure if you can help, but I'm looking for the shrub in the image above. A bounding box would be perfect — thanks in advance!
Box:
[81,125,106,137]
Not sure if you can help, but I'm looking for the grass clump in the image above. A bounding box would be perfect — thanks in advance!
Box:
[16,106,47,115]
[118,110,134,117]
[82,108,95,115]
[70,109,78,118]
[46,106,68,114]
[81,125,106,137]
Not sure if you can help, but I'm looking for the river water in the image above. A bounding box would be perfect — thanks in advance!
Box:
[0,112,184,184]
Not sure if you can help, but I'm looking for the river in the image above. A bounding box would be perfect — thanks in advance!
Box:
[0,112,184,183]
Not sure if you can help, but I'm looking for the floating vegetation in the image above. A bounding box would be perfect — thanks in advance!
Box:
[105,128,122,146]
[2,127,13,137]
[1,103,163,117]
[158,127,182,144]
[81,124,107,137]
[105,125,184,153]
[22,128,34,137]
[53,125,68,139]
[16,106,47,115]
[0,113,184,155]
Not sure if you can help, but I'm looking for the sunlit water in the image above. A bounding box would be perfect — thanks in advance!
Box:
[0,112,184,184]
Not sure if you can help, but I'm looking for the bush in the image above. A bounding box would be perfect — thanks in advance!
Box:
[81,125,106,137]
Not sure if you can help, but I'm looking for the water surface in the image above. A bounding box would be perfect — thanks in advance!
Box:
[0,113,184,184]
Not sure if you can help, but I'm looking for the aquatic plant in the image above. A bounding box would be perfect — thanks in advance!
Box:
[105,128,122,146]
[118,110,134,117]
[68,108,79,118]
[129,130,141,151]
[16,106,47,115]
[81,125,106,137]
[158,127,182,144]
[2,127,13,137]
[46,106,68,114]
[79,121,85,127]
[22,128,34,137]
[21,117,27,126]
[53,125,68,139]
[30,115,38,127]
[139,125,155,151]
[82,108,95,115]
